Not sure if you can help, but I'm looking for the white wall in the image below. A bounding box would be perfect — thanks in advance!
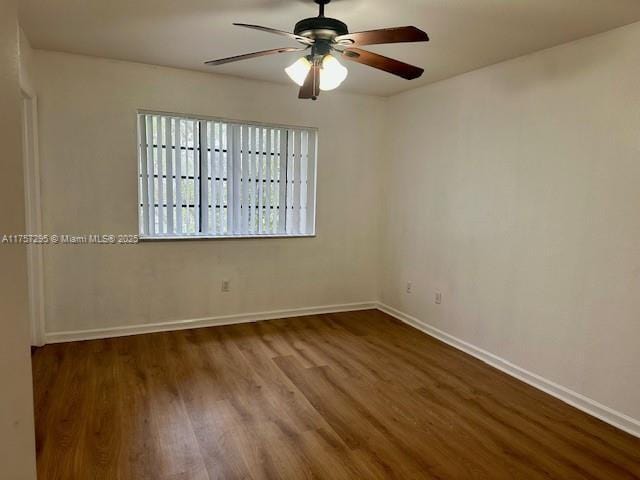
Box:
[35,51,385,334]
[382,22,640,422]
[0,1,37,478]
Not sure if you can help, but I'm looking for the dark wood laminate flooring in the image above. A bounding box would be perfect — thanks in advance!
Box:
[32,310,640,479]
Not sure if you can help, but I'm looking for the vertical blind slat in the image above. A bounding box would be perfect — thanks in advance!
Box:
[165,118,174,234]
[157,116,164,233]
[265,128,272,234]
[159,117,167,234]
[250,127,256,233]
[201,120,210,233]
[216,122,224,235]
[210,121,218,236]
[139,115,149,236]
[278,129,287,234]
[300,130,308,235]
[305,131,316,234]
[192,120,199,234]
[151,116,157,233]
[174,118,183,232]
[226,123,234,233]
[187,120,192,233]
[255,127,262,234]
[145,115,155,236]
[259,128,271,233]
[286,129,295,234]
[184,119,190,233]
[241,124,249,234]
[306,130,317,235]
[233,125,242,233]
[293,129,302,234]
[250,126,257,233]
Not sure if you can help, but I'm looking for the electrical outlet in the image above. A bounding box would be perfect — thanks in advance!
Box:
[435,291,442,305]
[406,282,412,294]
[221,280,230,293]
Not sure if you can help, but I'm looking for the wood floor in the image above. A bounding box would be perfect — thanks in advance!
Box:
[33,310,640,479]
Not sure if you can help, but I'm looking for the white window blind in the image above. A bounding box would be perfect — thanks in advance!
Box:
[137,112,317,238]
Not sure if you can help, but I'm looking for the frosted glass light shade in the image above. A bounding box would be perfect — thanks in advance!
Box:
[319,54,348,91]
[285,57,311,86]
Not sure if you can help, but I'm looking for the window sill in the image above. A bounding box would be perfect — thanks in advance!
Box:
[139,233,316,242]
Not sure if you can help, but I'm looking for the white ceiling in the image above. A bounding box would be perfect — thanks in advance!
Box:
[19,0,640,96]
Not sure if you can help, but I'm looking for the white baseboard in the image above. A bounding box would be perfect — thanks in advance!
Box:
[44,301,377,344]
[376,302,640,439]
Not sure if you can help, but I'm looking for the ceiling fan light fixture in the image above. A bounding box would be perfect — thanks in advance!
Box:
[207,0,429,100]
[285,54,348,91]
[319,54,347,91]
[285,56,312,86]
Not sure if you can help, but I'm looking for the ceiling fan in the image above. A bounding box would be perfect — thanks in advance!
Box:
[204,0,429,100]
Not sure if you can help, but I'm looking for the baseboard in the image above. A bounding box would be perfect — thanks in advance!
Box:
[44,301,377,344]
[376,302,640,439]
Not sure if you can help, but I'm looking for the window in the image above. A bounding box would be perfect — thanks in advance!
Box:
[137,112,317,239]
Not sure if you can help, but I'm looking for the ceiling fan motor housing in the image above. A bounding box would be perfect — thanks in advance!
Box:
[294,17,348,41]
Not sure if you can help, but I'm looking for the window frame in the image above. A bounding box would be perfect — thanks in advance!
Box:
[136,109,318,241]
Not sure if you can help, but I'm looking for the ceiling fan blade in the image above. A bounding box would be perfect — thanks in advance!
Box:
[298,63,320,100]
[205,47,307,66]
[335,26,429,46]
[233,23,314,45]
[340,48,424,80]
